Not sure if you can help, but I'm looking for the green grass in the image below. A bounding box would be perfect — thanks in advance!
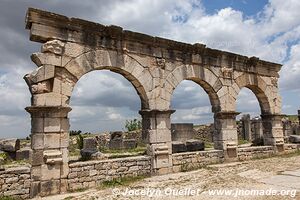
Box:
[99,146,146,154]
[238,139,250,145]
[98,176,147,189]
[205,142,214,149]
[286,115,299,122]
[0,151,29,167]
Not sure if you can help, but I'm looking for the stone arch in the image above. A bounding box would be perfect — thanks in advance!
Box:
[165,65,221,113]
[61,49,150,110]
[234,73,278,115]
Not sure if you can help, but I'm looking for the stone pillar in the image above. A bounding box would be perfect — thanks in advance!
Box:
[252,118,263,141]
[241,114,251,141]
[26,106,71,197]
[261,114,284,150]
[139,109,175,175]
[298,110,300,126]
[213,111,240,158]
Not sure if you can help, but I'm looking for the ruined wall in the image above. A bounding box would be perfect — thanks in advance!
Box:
[237,146,275,161]
[194,124,214,142]
[172,150,224,172]
[67,156,151,191]
[284,143,300,153]
[0,167,31,199]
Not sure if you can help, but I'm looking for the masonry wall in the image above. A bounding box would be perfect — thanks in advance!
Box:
[67,156,151,191]
[172,150,225,172]
[0,166,31,199]
[284,143,300,153]
[1,145,299,198]
[237,146,276,161]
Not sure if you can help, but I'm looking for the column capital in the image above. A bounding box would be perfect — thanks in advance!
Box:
[139,109,175,116]
[214,111,240,119]
[25,106,72,117]
[260,114,284,120]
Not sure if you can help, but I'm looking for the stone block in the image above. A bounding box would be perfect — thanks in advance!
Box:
[43,150,63,165]
[60,163,69,179]
[289,135,300,143]
[44,134,61,149]
[40,164,61,181]
[61,81,73,96]
[16,148,32,160]
[31,165,42,181]
[52,78,61,94]
[0,138,20,152]
[30,181,41,198]
[60,179,68,193]
[31,117,44,133]
[31,134,44,150]
[149,129,171,143]
[172,141,187,153]
[60,132,69,148]
[32,93,62,106]
[171,123,194,142]
[80,149,98,160]
[83,137,98,150]
[186,139,204,152]
[31,150,44,166]
[109,138,123,150]
[64,42,90,58]
[44,118,61,132]
[40,180,60,197]
[31,52,61,67]
[123,139,137,149]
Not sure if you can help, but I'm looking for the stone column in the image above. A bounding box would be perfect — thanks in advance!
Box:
[241,114,251,141]
[26,106,71,197]
[139,109,175,175]
[252,118,263,141]
[213,111,240,158]
[298,110,300,126]
[261,114,284,150]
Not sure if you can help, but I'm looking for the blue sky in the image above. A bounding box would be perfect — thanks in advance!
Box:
[202,0,268,16]
[0,0,299,138]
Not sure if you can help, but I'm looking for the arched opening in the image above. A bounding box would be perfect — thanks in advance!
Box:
[236,87,269,146]
[68,70,147,160]
[170,79,217,153]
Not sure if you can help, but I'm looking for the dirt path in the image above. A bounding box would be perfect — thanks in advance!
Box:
[40,155,300,200]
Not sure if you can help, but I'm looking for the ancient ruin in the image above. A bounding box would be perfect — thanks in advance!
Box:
[18,8,291,197]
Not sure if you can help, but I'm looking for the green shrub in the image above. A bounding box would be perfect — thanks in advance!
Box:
[76,134,84,149]
[70,130,82,136]
[125,119,142,132]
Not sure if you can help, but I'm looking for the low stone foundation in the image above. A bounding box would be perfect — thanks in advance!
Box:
[0,166,31,199]
[1,145,300,199]
[284,143,300,153]
[172,150,225,172]
[238,146,275,161]
[67,156,151,191]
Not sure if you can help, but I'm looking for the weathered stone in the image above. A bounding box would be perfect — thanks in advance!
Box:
[171,123,194,142]
[123,139,137,149]
[0,138,20,152]
[186,140,205,152]
[172,141,187,153]
[23,8,285,198]
[16,148,32,160]
[289,135,300,143]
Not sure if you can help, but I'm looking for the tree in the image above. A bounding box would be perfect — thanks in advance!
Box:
[125,119,142,131]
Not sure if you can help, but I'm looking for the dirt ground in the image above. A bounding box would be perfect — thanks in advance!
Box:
[39,154,300,200]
